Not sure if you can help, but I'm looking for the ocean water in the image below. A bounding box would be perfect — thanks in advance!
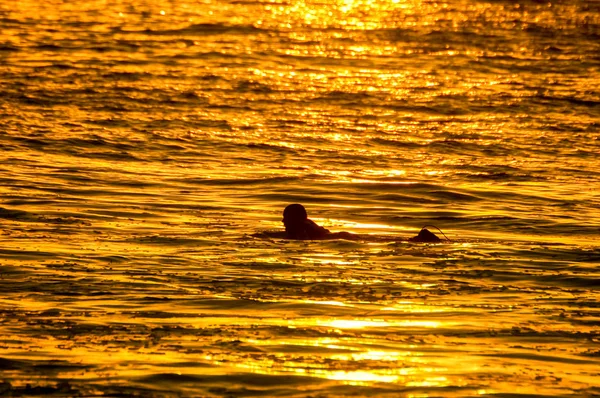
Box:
[1,0,599,396]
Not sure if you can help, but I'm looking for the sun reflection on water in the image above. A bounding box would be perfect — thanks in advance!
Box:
[2,0,599,395]
[263,0,424,30]
[320,318,441,329]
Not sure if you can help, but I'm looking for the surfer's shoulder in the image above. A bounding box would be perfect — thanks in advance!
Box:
[408,228,442,243]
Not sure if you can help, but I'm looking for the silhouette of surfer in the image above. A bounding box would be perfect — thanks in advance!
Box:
[281,203,441,242]
[283,203,331,239]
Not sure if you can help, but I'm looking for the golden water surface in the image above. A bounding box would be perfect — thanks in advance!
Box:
[0,0,599,396]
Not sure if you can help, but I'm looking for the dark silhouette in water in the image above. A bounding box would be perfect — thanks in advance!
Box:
[408,227,442,243]
[281,204,442,242]
[283,203,331,239]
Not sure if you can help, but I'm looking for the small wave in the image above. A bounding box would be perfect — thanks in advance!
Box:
[175,176,301,186]
[479,352,597,365]
[100,71,151,81]
[235,80,274,93]
[0,357,93,372]
[345,182,442,191]
[0,248,58,260]
[464,172,547,182]
[225,260,297,270]
[35,43,62,51]
[138,372,323,395]
[534,94,600,108]
[0,206,91,226]
[72,150,141,162]
[373,193,439,204]
[370,137,424,149]
[0,44,19,52]
[127,310,199,319]
[126,235,215,246]
[536,275,600,288]
[138,23,262,36]
[314,90,377,104]
[173,51,241,61]
[0,206,34,221]
[427,190,482,202]
[244,142,299,154]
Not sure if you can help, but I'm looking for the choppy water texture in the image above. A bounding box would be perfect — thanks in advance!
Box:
[1,0,599,396]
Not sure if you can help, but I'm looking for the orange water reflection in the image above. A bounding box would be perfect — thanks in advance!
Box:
[2,0,599,395]
[262,0,424,30]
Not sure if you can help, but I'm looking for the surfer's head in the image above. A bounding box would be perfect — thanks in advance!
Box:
[283,204,308,235]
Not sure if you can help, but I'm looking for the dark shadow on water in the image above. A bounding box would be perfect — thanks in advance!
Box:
[251,230,445,243]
